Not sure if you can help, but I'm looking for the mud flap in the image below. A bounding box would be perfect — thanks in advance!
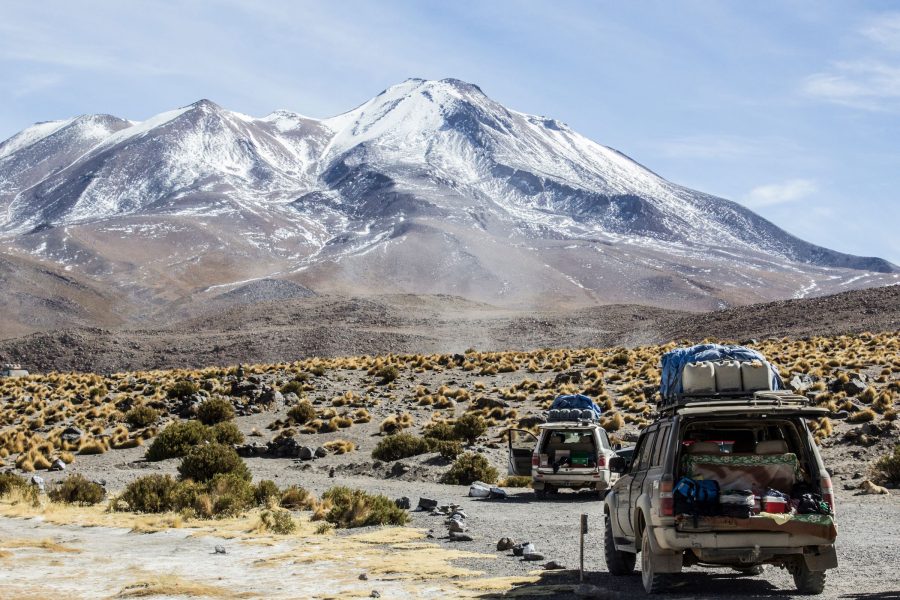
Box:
[645,527,683,573]
[803,546,837,571]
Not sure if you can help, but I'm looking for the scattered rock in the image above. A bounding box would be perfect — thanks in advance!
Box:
[395,497,411,510]
[523,552,545,561]
[418,497,438,511]
[49,458,66,472]
[512,542,529,557]
[314,446,328,458]
[845,379,868,397]
[469,481,491,498]
[543,560,565,570]
[370,591,380,598]
[391,462,410,476]
[214,545,226,554]
[448,519,467,533]
[298,446,315,460]
[359,573,368,581]
[30,475,44,492]
[497,537,515,551]
[448,531,474,542]
[60,426,83,443]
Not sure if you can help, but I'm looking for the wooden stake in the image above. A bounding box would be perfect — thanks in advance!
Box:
[580,513,588,582]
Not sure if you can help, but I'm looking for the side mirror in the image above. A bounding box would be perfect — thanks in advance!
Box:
[609,456,628,474]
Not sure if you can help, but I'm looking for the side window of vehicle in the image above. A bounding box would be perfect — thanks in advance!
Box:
[652,425,670,467]
[636,429,657,471]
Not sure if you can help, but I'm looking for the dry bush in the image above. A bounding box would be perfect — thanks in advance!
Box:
[279,485,317,510]
[287,402,316,425]
[874,445,900,485]
[258,509,296,534]
[379,413,413,435]
[125,405,159,429]
[324,439,356,454]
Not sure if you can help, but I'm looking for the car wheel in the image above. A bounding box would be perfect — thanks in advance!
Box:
[546,485,559,495]
[793,562,826,595]
[604,516,635,575]
[641,527,673,594]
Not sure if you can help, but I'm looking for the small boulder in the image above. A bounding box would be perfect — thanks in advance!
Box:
[49,458,66,472]
[448,531,474,542]
[395,497,411,510]
[497,537,515,551]
[314,446,328,458]
[298,446,315,460]
[214,545,226,555]
[543,560,565,570]
[418,497,438,511]
[523,552,545,561]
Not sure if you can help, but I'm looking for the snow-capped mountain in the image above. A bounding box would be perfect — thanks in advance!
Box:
[0,78,896,327]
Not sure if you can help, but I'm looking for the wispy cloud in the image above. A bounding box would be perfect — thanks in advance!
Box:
[743,179,818,208]
[861,12,900,51]
[803,60,900,110]
[802,11,900,111]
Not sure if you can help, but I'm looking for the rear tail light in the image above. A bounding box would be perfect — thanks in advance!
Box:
[597,454,607,468]
[658,474,674,517]
[821,474,835,514]
[531,453,539,468]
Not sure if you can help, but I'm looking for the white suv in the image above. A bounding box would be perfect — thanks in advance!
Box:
[508,421,617,497]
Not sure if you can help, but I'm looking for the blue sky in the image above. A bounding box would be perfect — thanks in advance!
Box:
[2,0,898,263]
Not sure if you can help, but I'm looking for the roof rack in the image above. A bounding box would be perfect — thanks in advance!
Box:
[657,390,809,416]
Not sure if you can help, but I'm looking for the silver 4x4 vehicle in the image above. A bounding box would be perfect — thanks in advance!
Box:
[604,393,837,594]
[508,421,618,497]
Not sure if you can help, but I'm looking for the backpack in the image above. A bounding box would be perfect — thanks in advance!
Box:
[674,477,720,525]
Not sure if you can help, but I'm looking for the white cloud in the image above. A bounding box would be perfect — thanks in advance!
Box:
[802,60,900,110]
[861,12,900,51]
[743,179,817,208]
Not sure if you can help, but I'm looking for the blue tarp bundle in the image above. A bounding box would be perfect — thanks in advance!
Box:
[659,343,783,402]
[550,394,603,417]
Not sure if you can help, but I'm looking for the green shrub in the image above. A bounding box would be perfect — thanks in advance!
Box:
[453,413,487,444]
[48,474,106,506]
[116,474,181,513]
[201,473,256,517]
[259,509,297,534]
[376,365,399,384]
[423,421,456,441]
[321,486,409,528]
[168,380,200,400]
[372,433,431,462]
[146,420,210,461]
[177,443,251,483]
[125,405,159,429]
[254,479,281,507]
[441,452,499,485]
[287,402,316,424]
[280,485,316,510]
[875,444,900,484]
[209,421,244,445]
[196,397,235,425]
[428,439,463,460]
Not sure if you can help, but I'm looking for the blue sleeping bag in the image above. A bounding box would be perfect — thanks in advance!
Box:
[550,394,603,417]
[659,343,783,402]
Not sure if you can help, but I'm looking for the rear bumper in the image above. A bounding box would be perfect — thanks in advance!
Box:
[533,469,611,489]
[653,527,836,566]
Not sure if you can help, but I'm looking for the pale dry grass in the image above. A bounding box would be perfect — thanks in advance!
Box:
[0,538,81,553]
[116,574,255,598]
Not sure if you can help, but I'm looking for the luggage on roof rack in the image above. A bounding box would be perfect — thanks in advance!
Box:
[658,344,784,408]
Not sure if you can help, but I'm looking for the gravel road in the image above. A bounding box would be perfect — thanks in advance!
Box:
[263,470,900,599]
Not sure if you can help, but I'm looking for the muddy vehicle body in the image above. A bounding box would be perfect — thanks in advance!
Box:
[508,420,617,496]
[603,394,837,594]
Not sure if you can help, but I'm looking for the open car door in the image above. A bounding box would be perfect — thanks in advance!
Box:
[507,429,538,476]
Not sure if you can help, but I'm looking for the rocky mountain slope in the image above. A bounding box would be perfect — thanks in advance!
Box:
[0,78,896,332]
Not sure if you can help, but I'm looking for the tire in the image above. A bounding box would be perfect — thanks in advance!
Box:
[793,562,826,595]
[534,488,547,499]
[641,527,673,594]
[604,516,635,575]
[546,485,559,495]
